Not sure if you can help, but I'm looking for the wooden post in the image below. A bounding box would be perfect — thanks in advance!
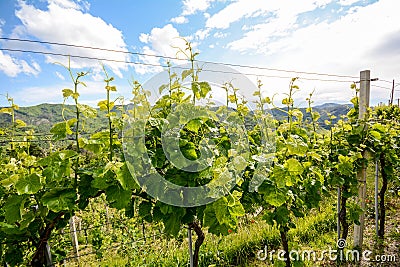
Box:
[337,188,341,239]
[188,227,194,267]
[44,243,53,267]
[390,80,394,105]
[69,216,80,262]
[353,70,370,248]
[375,159,379,236]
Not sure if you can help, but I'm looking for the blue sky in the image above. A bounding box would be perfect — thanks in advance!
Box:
[0,0,399,107]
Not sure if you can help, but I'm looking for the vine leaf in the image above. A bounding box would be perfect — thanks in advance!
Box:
[4,195,26,224]
[163,208,185,236]
[116,162,139,190]
[284,158,303,176]
[42,188,77,212]
[15,173,42,195]
[106,185,131,209]
[77,103,97,118]
[50,118,77,139]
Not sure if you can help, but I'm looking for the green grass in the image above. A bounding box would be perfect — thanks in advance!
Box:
[62,201,336,267]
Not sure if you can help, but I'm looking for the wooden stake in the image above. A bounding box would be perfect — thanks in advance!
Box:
[375,159,379,236]
[69,216,80,262]
[353,70,370,248]
[337,187,341,239]
[188,227,194,267]
[390,80,395,105]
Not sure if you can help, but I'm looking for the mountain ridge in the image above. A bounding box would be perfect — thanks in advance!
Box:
[0,102,352,134]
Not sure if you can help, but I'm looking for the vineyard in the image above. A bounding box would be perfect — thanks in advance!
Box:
[0,43,399,267]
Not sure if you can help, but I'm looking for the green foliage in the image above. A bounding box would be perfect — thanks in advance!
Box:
[0,44,399,267]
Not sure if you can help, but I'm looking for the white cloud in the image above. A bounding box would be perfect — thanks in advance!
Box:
[171,16,188,24]
[226,0,400,105]
[182,0,216,16]
[0,20,40,77]
[55,71,65,80]
[0,19,4,37]
[47,0,81,10]
[13,0,129,77]
[213,32,227,38]
[135,24,189,75]
[169,0,217,27]
[195,29,210,40]
[0,51,41,77]
[206,0,332,30]
[226,0,399,58]
[339,0,360,6]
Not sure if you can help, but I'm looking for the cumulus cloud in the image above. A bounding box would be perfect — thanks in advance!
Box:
[206,0,333,30]
[0,51,41,77]
[135,24,189,75]
[195,29,210,40]
[229,0,400,64]
[0,18,41,77]
[12,0,129,77]
[181,0,216,16]
[224,0,400,104]
[170,0,217,26]
[170,16,188,24]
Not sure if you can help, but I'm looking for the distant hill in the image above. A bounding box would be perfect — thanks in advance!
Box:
[0,102,352,135]
[0,103,109,135]
[270,103,352,127]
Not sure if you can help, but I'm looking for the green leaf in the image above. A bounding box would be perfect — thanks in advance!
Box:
[106,185,131,209]
[97,100,114,111]
[1,174,19,187]
[77,103,97,118]
[369,130,381,140]
[0,107,13,115]
[232,156,248,172]
[138,201,152,219]
[185,119,202,133]
[199,81,211,98]
[203,191,244,235]
[4,195,26,224]
[228,94,237,103]
[116,162,139,190]
[158,84,168,94]
[163,208,185,236]
[263,97,271,104]
[181,142,198,160]
[192,81,211,99]
[15,119,26,128]
[42,188,77,212]
[15,173,42,195]
[182,69,192,80]
[50,118,77,139]
[106,85,117,91]
[258,182,287,207]
[284,158,303,176]
[265,189,287,207]
[62,89,74,98]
